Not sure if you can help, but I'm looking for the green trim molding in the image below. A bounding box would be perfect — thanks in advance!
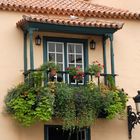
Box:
[22,22,118,36]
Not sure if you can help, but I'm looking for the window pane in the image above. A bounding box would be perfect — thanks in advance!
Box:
[57,54,63,62]
[56,43,63,52]
[49,53,55,61]
[48,43,55,52]
[76,55,82,63]
[69,64,75,68]
[57,63,63,71]
[68,44,74,53]
[76,44,82,53]
[69,54,75,63]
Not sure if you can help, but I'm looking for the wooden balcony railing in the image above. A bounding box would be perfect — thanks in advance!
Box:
[24,69,117,87]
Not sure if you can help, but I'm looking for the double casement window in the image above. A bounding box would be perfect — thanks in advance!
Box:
[44,37,88,83]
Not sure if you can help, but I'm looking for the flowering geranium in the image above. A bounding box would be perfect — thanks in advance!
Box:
[88,61,104,77]
[66,66,84,81]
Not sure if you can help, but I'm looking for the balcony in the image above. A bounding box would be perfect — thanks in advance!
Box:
[24,69,117,87]
[5,63,127,130]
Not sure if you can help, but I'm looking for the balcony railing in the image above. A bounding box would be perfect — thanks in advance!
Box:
[24,69,117,87]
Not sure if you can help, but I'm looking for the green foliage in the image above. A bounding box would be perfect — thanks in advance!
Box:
[99,86,128,119]
[54,83,102,130]
[5,64,128,129]
[7,89,36,126]
[54,83,76,130]
[5,83,30,113]
[5,84,54,126]
[87,61,103,75]
[40,61,60,71]
[34,88,54,121]
[29,71,43,88]
[74,86,101,128]
[107,75,116,90]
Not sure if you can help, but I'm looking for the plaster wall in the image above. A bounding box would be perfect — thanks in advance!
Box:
[0,10,140,140]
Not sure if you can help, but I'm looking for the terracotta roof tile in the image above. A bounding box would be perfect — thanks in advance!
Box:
[16,14,124,29]
[0,0,140,20]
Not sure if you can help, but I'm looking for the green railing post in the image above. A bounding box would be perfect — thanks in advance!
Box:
[23,31,28,82]
[29,29,34,70]
[24,31,28,72]
[109,34,115,83]
[102,35,108,85]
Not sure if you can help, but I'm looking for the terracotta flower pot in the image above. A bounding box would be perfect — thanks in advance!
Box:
[95,72,100,77]
[50,69,57,77]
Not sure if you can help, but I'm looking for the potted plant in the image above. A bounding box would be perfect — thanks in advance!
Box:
[41,61,60,77]
[66,66,84,82]
[87,61,104,77]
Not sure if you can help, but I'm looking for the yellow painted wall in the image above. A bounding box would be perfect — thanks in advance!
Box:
[0,8,140,140]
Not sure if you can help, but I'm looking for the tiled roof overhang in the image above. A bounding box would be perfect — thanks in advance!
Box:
[17,15,124,30]
[16,15,124,35]
[0,0,140,20]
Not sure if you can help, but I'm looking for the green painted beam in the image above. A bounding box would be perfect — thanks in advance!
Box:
[102,35,108,84]
[29,29,34,70]
[23,31,27,73]
[23,22,117,35]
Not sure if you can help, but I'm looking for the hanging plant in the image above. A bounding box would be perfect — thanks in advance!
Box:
[4,63,128,129]
[5,83,54,126]
[54,83,76,130]
[54,83,102,130]
[98,84,128,119]
[5,85,37,126]
[73,86,102,128]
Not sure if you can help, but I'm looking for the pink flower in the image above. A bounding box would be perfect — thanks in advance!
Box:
[76,66,81,69]
[73,76,77,79]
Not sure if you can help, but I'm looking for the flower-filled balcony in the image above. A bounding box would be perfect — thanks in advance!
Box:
[5,62,127,130]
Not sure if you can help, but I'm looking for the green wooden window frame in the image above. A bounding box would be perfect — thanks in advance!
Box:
[43,37,88,82]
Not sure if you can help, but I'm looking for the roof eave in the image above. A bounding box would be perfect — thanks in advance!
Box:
[17,21,121,35]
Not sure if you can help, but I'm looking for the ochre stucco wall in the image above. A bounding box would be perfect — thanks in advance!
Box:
[0,8,140,140]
